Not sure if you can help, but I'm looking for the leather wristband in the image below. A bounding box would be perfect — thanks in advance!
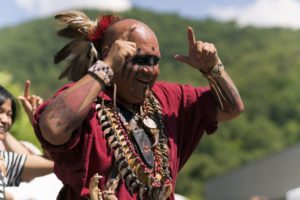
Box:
[88,60,114,86]
[200,62,224,78]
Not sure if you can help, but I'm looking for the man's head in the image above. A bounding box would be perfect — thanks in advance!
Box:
[100,19,161,106]
[54,12,160,106]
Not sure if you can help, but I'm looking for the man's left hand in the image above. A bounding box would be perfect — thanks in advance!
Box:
[174,26,219,73]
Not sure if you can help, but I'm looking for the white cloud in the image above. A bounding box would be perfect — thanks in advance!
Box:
[209,0,300,29]
[14,0,132,17]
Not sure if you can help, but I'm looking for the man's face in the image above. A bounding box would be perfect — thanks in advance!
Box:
[112,26,161,105]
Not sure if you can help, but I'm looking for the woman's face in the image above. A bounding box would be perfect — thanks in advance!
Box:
[0,99,13,140]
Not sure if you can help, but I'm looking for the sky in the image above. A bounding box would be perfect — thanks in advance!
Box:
[1,0,300,29]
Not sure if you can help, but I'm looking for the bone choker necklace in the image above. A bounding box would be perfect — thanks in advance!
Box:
[95,92,173,200]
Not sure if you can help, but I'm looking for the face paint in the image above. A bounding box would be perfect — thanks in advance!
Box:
[126,63,134,80]
[111,25,161,105]
[137,48,142,54]
[121,62,135,80]
[130,55,160,66]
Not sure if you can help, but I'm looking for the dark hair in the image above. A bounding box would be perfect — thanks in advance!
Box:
[0,85,18,123]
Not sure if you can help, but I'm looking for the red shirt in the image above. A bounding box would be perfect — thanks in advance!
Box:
[34,81,218,200]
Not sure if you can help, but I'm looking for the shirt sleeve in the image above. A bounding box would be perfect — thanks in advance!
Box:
[152,81,218,170]
[0,174,5,199]
[32,83,95,187]
[1,151,27,186]
[33,83,83,153]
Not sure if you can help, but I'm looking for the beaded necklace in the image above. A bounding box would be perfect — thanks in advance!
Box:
[95,92,173,200]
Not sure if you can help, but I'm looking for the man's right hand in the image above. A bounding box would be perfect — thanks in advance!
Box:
[103,26,136,74]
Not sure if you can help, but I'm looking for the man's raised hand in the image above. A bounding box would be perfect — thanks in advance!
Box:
[103,26,136,74]
[174,26,219,73]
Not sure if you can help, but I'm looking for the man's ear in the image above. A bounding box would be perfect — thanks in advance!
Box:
[101,46,110,59]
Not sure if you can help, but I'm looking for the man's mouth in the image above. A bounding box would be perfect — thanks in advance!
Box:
[135,71,152,85]
[137,79,150,84]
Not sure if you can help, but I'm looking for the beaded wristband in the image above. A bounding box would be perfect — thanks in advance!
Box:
[200,62,226,110]
[208,62,224,77]
[200,62,224,78]
[88,60,114,86]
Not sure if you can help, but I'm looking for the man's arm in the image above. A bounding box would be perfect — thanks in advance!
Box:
[39,75,104,145]
[203,60,244,122]
[39,27,137,145]
[175,27,244,122]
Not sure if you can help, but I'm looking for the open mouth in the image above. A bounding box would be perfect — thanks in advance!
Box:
[137,79,150,84]
[135,71,152,85]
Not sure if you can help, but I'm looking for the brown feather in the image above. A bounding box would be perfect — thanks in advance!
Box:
[54,11,99,81]
[55,39,98,81]
[57,28,84,39]
[55,10,97,39]
[54,39,80,64]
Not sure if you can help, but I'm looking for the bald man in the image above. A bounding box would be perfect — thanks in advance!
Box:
[34,11,244,200]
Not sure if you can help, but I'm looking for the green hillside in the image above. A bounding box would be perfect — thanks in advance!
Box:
[1,8,300,200]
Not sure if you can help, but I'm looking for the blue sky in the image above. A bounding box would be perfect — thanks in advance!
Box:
[1,0,300,29]
[132,0,250,18]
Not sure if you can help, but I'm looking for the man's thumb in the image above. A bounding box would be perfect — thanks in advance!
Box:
[174,54,189,64]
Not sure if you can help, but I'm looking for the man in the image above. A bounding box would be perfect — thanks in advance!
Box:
[34,11,244,200]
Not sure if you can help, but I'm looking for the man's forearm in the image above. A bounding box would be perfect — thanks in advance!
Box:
[203,62,244,120]
[40,75,104,145]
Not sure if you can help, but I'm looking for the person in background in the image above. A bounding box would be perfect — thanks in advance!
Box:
[34,11,244,200]
[0,82,57,199]
[1,80,43,155]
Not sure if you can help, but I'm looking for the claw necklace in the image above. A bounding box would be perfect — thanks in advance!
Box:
[95,92,173,200]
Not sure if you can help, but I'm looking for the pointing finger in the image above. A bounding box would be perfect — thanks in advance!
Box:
[119,25,136,41]
[24,80,31,99]
[187,26,196,47]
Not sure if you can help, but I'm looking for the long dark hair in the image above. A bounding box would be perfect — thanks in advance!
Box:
[0,85,17,123]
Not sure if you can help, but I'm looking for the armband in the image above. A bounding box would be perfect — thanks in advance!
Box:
[200,62,224,78]
[88,60,114,86]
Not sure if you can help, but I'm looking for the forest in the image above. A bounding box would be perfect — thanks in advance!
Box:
[1,8,300,200]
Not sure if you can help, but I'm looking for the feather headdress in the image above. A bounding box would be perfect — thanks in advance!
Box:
[54,11,119,81]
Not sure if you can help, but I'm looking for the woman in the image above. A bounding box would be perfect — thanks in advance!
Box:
[0,83,54,199]
[1,80,44,155]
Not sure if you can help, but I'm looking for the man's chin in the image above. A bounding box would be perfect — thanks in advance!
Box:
[118,85,150,105]
[131,95,146,104]
[126,92,147,105]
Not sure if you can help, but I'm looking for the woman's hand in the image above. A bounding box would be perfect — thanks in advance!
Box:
[18,80,43,124]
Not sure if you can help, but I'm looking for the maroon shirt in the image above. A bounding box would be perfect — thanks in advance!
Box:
[34,81,218,200]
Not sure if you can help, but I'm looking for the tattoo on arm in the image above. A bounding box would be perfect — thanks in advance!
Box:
[207,71,242,112]
[42,79,100,134]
